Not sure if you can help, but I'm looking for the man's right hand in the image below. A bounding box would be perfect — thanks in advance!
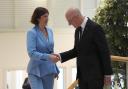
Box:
[52,54,61,59]
[49,54,60,63]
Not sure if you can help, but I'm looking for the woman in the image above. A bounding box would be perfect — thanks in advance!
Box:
[27,7,59,89]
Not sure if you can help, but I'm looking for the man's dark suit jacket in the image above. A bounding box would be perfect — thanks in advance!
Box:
[60,18,113,81]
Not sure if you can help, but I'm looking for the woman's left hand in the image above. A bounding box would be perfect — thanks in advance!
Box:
[54,74,59,80]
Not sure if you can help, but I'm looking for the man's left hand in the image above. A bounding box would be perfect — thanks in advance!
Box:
[104,76,111,86]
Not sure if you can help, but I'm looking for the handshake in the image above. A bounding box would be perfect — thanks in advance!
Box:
[49,54,61,63]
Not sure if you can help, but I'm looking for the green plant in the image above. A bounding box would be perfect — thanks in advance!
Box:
[94,0,128,56]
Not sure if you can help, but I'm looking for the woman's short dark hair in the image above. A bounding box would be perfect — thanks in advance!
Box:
[31,7,49,25]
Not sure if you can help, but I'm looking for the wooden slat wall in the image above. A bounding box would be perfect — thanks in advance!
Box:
[14,0,47,29]
[0,0,14,29]
[0,0,100,31]
[0,0,47,31]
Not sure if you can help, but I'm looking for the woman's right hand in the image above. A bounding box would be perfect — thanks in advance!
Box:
[49,54,60,63]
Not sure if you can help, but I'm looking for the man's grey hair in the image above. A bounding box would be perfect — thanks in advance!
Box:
[66,8,82,17]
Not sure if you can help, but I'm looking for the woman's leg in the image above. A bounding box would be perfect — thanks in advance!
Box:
[28,74,44,89]
[42,74,55,89]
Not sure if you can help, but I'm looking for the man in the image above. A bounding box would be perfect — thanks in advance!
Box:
[52,8,113,89]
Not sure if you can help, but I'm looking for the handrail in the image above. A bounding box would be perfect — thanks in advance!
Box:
[111,55,128,62]
[67,55,128,89]
[68,80,78,89]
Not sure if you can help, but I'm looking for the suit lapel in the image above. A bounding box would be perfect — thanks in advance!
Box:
[36,26,52,52]
[37,27,47,43]
[79,18,92,41]
[46,28,54,52]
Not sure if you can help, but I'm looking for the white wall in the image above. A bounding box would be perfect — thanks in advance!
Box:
[0,32,28,69]
[48,0,80,28]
